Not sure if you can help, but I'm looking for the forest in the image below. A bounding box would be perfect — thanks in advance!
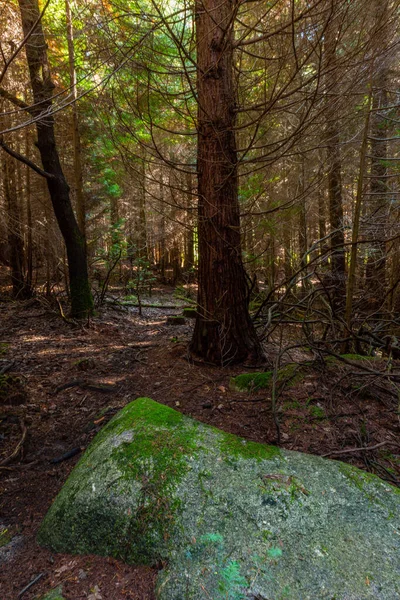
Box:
[1,0,400,598]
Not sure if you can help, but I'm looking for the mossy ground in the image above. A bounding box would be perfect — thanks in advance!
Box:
[0,527,12,548]
[38,586,65,600]
[230,363,306,392]
[0,342,9,355]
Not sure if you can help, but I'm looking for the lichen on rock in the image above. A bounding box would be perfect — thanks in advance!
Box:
[38,398,400,600]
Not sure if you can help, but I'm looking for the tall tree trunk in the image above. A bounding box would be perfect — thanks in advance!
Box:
[2,145,26,297]
[191,0,263,365]
[365,0,389,308]
[159,176,167,282]
[184,170,195,272]
[18,0,92,317]
[25,132,33,293]
[324,17,346,309]
[65,0,86,239]
[137,156,148,260]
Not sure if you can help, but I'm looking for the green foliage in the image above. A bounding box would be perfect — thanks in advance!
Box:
[126,255,157,310]
[187,533,248,600]
[309,405,325,420]
[218,561,248,600]
[0,342,9,355]
[230,364,306,393]
[230,371,273,391]
[0,528,11,548]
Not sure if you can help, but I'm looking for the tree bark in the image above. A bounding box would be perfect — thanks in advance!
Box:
[191,0,263,365]
[365,0,389,308]
[324,18,346,309]
[65,0,86,239]
[17,0,92,317]
[2,145,26,297]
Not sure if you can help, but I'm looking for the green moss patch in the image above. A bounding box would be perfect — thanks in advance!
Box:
[38,586,65,600]
[220,431,280,461]
[0,527,12,548]
[230,364,306,392]
[0,342,9,355]
[38,398,400,600]
[230,371,273,391]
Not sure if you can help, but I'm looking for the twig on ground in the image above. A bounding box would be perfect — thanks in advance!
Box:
[54,380,119,394]
[0,361,15,375]
[322,440,399,457]
[0,419,27,466]
[18,573,45,598]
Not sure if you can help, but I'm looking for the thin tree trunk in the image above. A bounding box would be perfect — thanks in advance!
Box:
[17,0,92,317]
[345,88,373,334]
[324,18,346,308]
[191,0,263,365]
[65,0,86,239]
[2,146,26,297]
[365,0,389,308]
[137,155,148,260]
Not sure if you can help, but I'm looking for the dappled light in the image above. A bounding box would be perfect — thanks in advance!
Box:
[1,0,399,598]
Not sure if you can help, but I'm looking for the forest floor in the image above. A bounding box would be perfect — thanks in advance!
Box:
[1,285,399,599]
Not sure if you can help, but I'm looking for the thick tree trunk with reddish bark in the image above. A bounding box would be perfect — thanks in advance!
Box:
[190,0,263,365]
[18,0,92,317]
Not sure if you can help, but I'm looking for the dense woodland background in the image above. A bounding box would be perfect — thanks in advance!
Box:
[0,0,400,362]
[1,2,400,596]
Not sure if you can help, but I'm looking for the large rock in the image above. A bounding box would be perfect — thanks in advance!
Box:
[38,398,400,599]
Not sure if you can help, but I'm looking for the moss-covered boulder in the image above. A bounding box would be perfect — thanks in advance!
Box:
[38,398,400,600]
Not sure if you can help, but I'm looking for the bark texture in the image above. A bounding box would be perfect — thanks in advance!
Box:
[191,0,263,365]
[18,0,92,317]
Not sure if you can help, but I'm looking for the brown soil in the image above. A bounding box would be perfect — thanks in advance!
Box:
[1,287,399,599]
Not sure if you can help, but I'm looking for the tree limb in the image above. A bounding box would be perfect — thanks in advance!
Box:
[0,87,31,111]
[0,137,55,180]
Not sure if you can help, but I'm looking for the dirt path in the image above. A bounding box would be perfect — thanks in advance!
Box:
[1,289,399,599]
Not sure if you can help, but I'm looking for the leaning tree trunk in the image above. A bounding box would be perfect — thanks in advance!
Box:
[191,0,263,365]
[18,0,92,318]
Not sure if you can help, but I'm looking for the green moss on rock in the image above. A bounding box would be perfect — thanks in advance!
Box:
[38,398,400,600]
[219,431,280,461]
[38,398,200,564]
